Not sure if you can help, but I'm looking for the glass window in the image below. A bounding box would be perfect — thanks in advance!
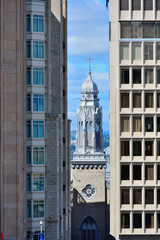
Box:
[121,213,130,228]
[157,142,160,156]
[133,214,142,228]
[27,120,31,138]
[27,67,31,85]
[145,189,154,204]
[27,174,31,191]
[157,69,160,84]
[133,117,142,132]
[121,189,130,204]
[133,189,142,204]
[26,14,31,32]
[27,41,31,58]
[33,173,44,191]
[33,94,44,112]
[121,117,129,132]
[145,93,153,108]
[121,68,129,84]
[144,43,153,60]
[27,147,31,165]
[145,213,154,228]
[33,68,44,85]
[145,117,153,132]
[145,69,153,84]
[145,141,154,156]
[157,117,160,132]
[157,0,160,10]
[144,0,153,10]
[132,0,141,10]
[26,94,31,112]
[33,15,44,32]
[27,200,31,218]
[157,189,160,204]
[120,0,129,10]
[133,165,141,180]
[33,147,44,165]
[155,22,160,38]
[157,214,160,228]
[132,43,141,60]
[121,93,129,108]
[133,69,141,84]
[120,44,129,60]
[133,141,141,156]
[143,23,154,38]
[33,41,44,59]
[131,22,142,38]
[157,44,160,60]
[121,141,130,156]
[133,93,141,108]
[33,121,44,138]
[121,22,131,38]
[158,166,160,180]
[121,165,130,180]
[33,200,44,218]
[145,165,154,180]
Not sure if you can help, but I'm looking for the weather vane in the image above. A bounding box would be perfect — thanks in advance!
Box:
[87,56,93,72]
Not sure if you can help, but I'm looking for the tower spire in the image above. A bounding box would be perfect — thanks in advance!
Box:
[87,56,93,73]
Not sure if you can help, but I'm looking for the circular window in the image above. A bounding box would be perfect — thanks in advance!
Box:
[82,184,96,199]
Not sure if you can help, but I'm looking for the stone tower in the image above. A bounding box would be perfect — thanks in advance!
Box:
[71,66,108,240]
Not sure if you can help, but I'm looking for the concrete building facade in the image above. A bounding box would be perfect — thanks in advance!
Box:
[71,68,108,240]
[0,0,70,239]
[109,0,160,239]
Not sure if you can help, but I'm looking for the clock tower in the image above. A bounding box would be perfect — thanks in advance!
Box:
[71,66,108,240]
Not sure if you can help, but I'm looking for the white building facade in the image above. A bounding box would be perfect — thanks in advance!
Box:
[110,0,160,239]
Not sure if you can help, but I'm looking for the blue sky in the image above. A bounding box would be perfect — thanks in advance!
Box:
[68,0,109,132]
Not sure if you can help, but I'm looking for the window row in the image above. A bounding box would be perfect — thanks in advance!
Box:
[27,94,44,112]
[121,116,160,133]
[121,92,160,109]
[27,146,44,165]
[27,173,44,192]
[121,140,160,157]
[27,120,44,139]
[121,212,159,229]
[27,41,44,59]
[121,164,160,181]
[120,42,160,61]
[120,0,160,11]
[27,230,45,240]
[121,21,160,38]
[26,14,44,33]
[27,67,44,85]
[121,188,160,205]
[121,67,160,85]
[27,200,44,218]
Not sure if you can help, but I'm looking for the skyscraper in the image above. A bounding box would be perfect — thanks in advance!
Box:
[0,0,70,239]
[110,0,160,239]
[71,67,108,240]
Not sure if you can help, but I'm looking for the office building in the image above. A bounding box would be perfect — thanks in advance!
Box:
[109,0,160,239]
[0,0,70,239]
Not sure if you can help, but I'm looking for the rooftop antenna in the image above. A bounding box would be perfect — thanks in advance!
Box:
[87,56,93,73]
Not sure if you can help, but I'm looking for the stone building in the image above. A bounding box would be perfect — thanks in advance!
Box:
[109,0,160,239]
[0,0,71,239]
[71,66,109,240]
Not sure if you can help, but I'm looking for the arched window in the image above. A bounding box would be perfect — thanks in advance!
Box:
[81,216,98,240]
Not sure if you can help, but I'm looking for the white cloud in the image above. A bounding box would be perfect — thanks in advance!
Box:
[68,0,109,56]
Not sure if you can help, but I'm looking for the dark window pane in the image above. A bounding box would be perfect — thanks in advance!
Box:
[155,22,160,38]
[121,213,130,228]
[120,0,129,10]
[133,214,142,228]
[132,0,141,10]
[145,141,154,156]
[133,189,142,204]
[133,141,141,156]
[121,165,129,180]
[145,117,153,132]
[157,117,160,132]
[121,141,130,156]
[121,69,129,84]
[121,189,130,204]
[145,213,154,228]
[145,190,154,204]
[143,23,154,38]
[133,69,141,84]
[133,165,141,180]
[131,22,142,38]
[157,0,160,10]
[144,0,153,10]
[157,165,160,179]
[121,22,131,38]
[145,93,153,108]
[157,189,160,204]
